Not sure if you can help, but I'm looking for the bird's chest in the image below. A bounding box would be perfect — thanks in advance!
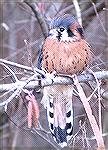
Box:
[42,38,91,75]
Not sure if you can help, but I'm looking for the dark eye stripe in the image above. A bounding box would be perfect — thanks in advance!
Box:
[67,28,75,37]
[77,27,84,37]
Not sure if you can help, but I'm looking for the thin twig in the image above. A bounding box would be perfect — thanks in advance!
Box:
[0,59,45,76]
[0,62,18,82]
[82,1,104,18]
[73,75,105,149]
[31,128,59,149]
[73,0,82,26]
[24,39,33,67]
[0,74,38,109]
[90,0,108,36]
[89,69,102,134]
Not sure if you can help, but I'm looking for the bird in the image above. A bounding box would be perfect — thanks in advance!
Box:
[40,14,91,148]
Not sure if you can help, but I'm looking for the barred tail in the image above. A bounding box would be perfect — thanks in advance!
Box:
[46,85,73,148]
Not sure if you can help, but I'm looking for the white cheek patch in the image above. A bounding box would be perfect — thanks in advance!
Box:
[60,30,77,42]
[60,30,69,42]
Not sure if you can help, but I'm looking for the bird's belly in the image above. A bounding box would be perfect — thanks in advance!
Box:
[42,38,91,75]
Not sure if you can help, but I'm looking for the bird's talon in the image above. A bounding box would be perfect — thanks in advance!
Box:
[41,67,48,74]
[51,71,57,78]
[44,70,56,81]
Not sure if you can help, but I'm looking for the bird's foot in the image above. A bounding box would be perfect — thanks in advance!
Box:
[41,68,57,84]
[45,71,57,84]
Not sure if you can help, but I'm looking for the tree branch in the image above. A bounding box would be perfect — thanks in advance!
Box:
[0,59,45,76]
[24,1,48,38]
[73,0,82,26]
[0,58,108,109]
[0,59,108,92]
[0,71,108,92]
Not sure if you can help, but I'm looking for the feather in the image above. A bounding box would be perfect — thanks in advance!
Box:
[42,85,73,147]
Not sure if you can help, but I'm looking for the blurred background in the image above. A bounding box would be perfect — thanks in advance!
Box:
[0,0,108,150]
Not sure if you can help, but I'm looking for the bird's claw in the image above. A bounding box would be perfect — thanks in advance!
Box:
[47,72,56,83]
[43,70,57,84]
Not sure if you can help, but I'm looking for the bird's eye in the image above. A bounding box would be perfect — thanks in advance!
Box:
[59,27,65,32]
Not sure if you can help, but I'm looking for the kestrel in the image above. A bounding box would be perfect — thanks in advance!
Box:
[40,14,91,147]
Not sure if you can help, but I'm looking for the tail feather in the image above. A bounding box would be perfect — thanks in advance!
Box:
[66,99,73,141]
[45,85,73,147]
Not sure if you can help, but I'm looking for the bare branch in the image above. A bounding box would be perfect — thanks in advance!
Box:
[90,0,108,36]
[73,75,105,149]
[24,1,48,38]
[73,0,82,26]
[0,59,108,91]
[0,74,38,109]
[0,58,108,111]
[0,59,45,76]
[0,62,18,82]
[0,70,108,92]
[1,70,108,111]
[24,39,33,67]
[82,1,104,17]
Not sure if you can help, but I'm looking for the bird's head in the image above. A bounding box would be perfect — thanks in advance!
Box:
[48,14,84,42]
